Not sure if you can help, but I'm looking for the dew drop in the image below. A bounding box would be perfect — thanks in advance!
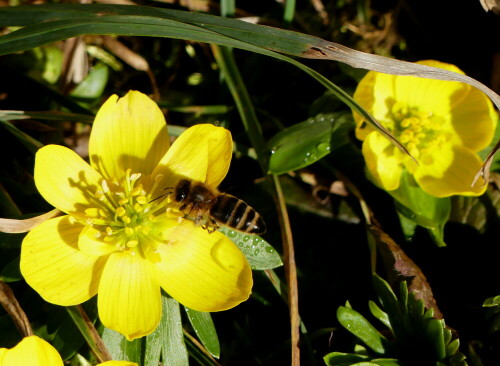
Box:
[316,141,331,153]
[265,246,274,253]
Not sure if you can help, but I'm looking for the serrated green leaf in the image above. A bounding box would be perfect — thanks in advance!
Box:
[101,327,142,363]
[267,113,334,174]
[219,227,282,270]
[372,275,404,338]
[160,294,189,366]
[337,306,388,355]
[368,301,391,330]
[185,308,220,358]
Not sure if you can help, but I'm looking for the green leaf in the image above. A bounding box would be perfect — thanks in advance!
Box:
[0,256,21,282]
[337,306,388,355]
[391,171,451,233]
[323,352,370,366]
[368,301,391,330]
[483,295,500,307]
[446,339,460,357]
[425,319,446,360]
[219,227,282,270]
[144,327,162,366]
[267,113,335,174]
[101,327,142,364]
[160,294,189,366]
[185,308,220,358]
[370,359,402,366]
[70,62,109,100]
[0,118,43,153]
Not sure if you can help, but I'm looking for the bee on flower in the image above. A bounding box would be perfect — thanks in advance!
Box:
[20,91,253,340]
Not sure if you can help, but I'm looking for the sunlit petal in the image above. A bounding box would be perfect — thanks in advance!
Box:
[0,336,63,366]
[353,70,394,140]
[394,60,467,116]
[451,87,497,151]
[362,132,404,191]
[98,252,162,340]
[34,145,103,214]
[20,216,104,305]
[89,91,170,181]
[79,226,117,256]
[414,145,486,197]
[155,220,252,312]
[152,124,232,191]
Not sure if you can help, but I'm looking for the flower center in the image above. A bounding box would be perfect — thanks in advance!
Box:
[390,102,449,160]
[81,170,169,253]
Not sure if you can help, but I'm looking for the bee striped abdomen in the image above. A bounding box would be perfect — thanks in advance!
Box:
[210,194,266,234]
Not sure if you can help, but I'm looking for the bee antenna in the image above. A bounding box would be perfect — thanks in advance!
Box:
[149,187,174,203]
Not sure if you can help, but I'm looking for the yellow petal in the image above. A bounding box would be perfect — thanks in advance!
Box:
[394,60,467,117]
[98,252,162,340]
[89,91,170,181]
[20,216,104,305]
[152,124,232,191]
[155,220,252,312]
[353,70,395,140]
[34,145,103,214]
[451,86,497,151]
[79,226,117,256]
[98,361,138,366]
[0,336,63,366]
[414,145,486,197]
[362,132,404,191]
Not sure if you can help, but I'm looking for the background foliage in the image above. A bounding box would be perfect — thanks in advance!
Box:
[1,0,500,365]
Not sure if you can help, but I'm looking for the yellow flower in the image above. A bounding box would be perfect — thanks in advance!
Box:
[20,91,252,340]
[0,336,137,366]
[353,60,497,197]
[0,336,63,366]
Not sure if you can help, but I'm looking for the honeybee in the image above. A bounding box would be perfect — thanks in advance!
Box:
[170,179,266,235]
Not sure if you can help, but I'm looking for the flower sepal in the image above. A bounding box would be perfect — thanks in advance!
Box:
[389,171,451,247]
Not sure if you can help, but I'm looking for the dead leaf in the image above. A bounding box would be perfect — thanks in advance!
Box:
[369,224,443,319]
[0,209,61,233]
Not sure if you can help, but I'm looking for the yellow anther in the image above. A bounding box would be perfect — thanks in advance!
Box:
[118,198,128,206]
[106,227,113,235]
[116,207,126,217]
[130,172,141,181]
[99,209,107,217]
[126,240,139,248]
[134,203,143,212]
[131,186,142,196]
[85,208,100,217]
[136,196,148,204]
[122,216,131,224]
[101,180,110,193]
[400,119,411,128]
[125,227,135,236]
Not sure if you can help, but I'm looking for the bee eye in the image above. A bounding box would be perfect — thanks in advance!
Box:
[175,179,191,202]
